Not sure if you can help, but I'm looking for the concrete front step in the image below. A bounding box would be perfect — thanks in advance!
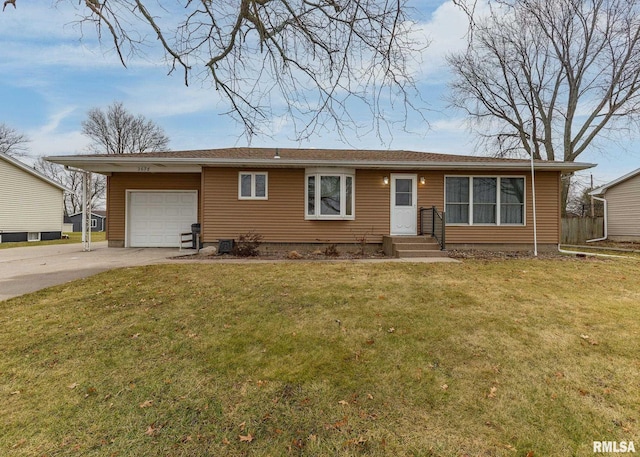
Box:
[393,242,441,251]
[386,236,433,243]
[382,235,448,259]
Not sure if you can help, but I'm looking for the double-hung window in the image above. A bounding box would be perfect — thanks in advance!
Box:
[445,176,525,225]
[238,172,268,200]
[500,178,525,224]
[306,169,355,220]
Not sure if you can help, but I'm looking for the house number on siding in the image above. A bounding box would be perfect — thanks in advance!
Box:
[137,166,151,172]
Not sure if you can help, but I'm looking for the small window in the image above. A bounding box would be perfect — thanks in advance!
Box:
[238,172,268,200]
[306,169,355,220]
[27,232,41,242]
[91,218,98,228]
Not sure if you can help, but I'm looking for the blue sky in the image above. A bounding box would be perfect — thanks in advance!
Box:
[1,0,639,189]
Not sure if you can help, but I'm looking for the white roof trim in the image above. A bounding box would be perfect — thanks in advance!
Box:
[590,167,640,196]
[1,152,70,192]
[47,155,595,173]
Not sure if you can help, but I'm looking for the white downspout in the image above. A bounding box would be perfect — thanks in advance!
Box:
[530,154,538,256]
[586,196,607,243]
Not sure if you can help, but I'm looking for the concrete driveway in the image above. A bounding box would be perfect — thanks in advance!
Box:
[0,242,190,301]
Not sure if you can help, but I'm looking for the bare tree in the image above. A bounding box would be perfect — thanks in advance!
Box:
[35,158,106,216]
[3,1,424,142]
[0,123,29,158]
[448,0,640,211]
[82,102,170,154]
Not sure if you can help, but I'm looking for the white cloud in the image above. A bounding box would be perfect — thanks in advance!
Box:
[407,2,471,80]
[0,2,164,73]
[40,107,77,134]
[116,78,223,119]
[29,128,89,157]
[26,108,89,157]
[431,117,469,133]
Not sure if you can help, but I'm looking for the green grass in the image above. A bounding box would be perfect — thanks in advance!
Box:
[561,245,640,259]
[0,232,106,249]
[1,259,639,456]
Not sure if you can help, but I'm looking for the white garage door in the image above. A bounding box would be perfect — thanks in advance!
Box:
[128,191,198,247]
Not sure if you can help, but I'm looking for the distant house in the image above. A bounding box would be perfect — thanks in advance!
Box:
[47,148,594,254]
[65,210,107,232]
[590,168,640,242]
[0,152,67,243]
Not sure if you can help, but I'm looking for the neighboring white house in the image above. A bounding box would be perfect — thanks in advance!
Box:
[590,168,640,242]
[0,152,67,243]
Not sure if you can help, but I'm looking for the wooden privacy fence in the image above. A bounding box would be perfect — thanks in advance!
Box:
[561,217,604,244]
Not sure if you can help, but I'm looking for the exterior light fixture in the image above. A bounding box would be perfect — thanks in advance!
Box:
[383,176,389,185]
[420,176,426,185]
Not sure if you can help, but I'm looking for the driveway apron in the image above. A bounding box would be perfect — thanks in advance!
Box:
[0,242,187,301]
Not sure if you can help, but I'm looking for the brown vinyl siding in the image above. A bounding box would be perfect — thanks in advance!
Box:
[201,167,561,245]
[202,168,390,244]
[105,168,561,247]
[107,173,201,243]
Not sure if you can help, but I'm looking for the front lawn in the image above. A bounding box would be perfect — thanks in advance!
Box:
[1,259,638,456]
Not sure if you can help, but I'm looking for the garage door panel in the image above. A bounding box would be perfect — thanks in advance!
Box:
[180,207,196,217]
[148,194,167,204]
[128,191,198,247]
[164,194,182,204]
[165,207,181,217]
[163,222,182,232]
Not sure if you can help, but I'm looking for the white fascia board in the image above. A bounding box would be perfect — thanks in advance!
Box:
[47,155,595,173]
[589,167,640,196]
[45,156,202,174]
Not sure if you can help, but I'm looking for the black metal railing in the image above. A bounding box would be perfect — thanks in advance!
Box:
[419,206,446,250]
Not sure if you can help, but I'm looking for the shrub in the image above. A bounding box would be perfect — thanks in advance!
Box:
[232,232,263,257]
[323,244,339,257]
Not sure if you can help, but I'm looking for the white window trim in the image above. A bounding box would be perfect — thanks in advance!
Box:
[91,218,98,228]
[305,168,356,220]
[27,232,41,242]
[238,172,268,200]
[444,175,526,226]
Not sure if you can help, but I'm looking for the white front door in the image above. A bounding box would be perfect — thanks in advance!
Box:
[390,174,417,235]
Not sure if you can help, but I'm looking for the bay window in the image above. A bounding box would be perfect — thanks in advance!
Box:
[306,169,355,220]
[446,176,525,225]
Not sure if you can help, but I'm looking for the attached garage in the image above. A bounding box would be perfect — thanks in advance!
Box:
[127,191,198,247]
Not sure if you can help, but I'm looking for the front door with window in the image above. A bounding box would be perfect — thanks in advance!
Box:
[390,174,417,235]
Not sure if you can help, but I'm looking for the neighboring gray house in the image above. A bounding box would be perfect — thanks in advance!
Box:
[0,152,67,243]
[65,210,107,232]
[590,168,640,242]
